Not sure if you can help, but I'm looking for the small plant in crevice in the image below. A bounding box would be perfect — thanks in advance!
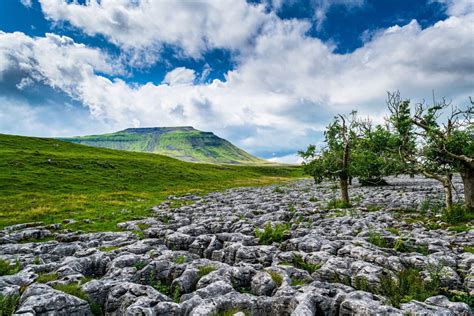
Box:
[266,270,283,287]
[217,308,250,316]
[36,272,59,283]
[274,187,285,194]
[173,255,186,264]
[443,204,472,224]
[448,290,474,311]
[133,260,147,271]
[368,228,388,248]
[255,222,290,245]
[280,255,321,274]
[327,198,352,210]
[0,294,20,316]
[99,245,121,252]
[309,196,318,202]
[197,265,216,279]
[290,278,308,287]
[0,258,20,276]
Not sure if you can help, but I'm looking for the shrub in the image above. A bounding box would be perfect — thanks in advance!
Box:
[266,270,283,286]
[0,294,20,315]
[255,223,290,245]
[197,265,216,279]
[0,259,20,276]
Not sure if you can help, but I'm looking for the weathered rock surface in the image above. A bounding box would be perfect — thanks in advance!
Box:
[1,176,472,315]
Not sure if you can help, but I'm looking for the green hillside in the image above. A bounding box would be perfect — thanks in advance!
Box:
[59,126,265,164]
[0,134,302,232]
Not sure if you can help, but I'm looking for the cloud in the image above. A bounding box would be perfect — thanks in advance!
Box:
[162,67,196,86]
[38,0,271,59]
[434,0,473,16]
[20,0,33,8]
[311,0,365,30]
[1,6,473,159]
[267,153,303,164]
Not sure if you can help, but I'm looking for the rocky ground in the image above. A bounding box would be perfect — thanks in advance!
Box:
[0,176,473,315]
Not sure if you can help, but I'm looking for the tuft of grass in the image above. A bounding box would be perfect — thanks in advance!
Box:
[449,290,474,311]
[378,268,441,308]
[327,198,352,209]
[255,222,290,245]
[309,196,318,202]
[443,204,473,224]
[173,255,186,264]
[153,280,181,303]
[368,229,388,248]
[448,225,473,233]
[274,187,285,194]
[99,245,121,252]
[365,204,383,212]
[0,294,20,316]
[0,259,20,276]
[463,246,474,254]
[217,308,250,316]
[36,272,58,283]
[52,283,88,301]
[197,265,216,279]
[0,134,303,232]
[266,270,283,287]
[290,278,308,286]
[386,227,399,235]
[133,260,147,271]
[281,255,321,274]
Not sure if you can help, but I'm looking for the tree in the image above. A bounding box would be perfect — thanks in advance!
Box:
[299,112,359,206]
[387,91,474,211]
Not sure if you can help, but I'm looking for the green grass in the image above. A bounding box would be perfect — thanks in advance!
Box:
[36,272,59,283]
[0,294,20,316]
[280,255,321,274]
[216,308,250,316]
[51,282,102,316]
[290,278,308,286]
[327,198,352,209]
[0,259,20,276]
[266,270,283,286]
[197,265,216,279]
[368,229,388,248]
[255,222,290,245]
[463,246,474,253]
[99,246,121,252]
[0,134,303,232]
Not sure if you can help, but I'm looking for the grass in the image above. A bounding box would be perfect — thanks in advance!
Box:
[255,222,290,245]
[326,198,352,209]
[153,279,181,303]
[0,134,303,232]
[463,246,474,253]
[99,245,121,252]
[0,294,20,316]
[216,308,250,316]
[386,227,399,235]
[280,255,321,274]
[51,282,102,315]
[290,278,308,286]
[36,272,58,283]
[266,270,283,286]
[378,268,441,308]
[443,204,473,224]
[173,255,187,264]
[0,259,20,276]
[197,265,216,279]
[368,229,388,248]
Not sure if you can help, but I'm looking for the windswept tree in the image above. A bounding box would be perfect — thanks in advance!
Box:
[299,112,359,206]
[387,91,474,211]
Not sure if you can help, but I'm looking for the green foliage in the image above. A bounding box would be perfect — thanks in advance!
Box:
[274,187,285,194]
[290,278,308,286]
[448,225,473,233]
[419,197,443,214]
[386,227,399,235]
[327,198,351,209]
[266,270,283,286]
[0,259,20,276]
[36,272,58,283]
[133,260,147,271]
[0,134,302,232]
[308,196,318,202]
[464,246,474,254]
[449,290,474,311]
[0,294,20,316]
[197,265,216,279]
[255,223,290,245]
[52,283,88,301]
[281,255,321,274]
[443,204,472,224]
[368,229,388,248]
[216,308,250,316]
[173,255,186,264]
[378,268,441,308]
[153,280,181,303]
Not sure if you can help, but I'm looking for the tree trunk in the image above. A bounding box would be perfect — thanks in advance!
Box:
[340,176,350,205]
[460,165,474,213]
[443,182,453,210]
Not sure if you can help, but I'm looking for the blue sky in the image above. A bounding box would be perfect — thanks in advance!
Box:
[0,0,472,161]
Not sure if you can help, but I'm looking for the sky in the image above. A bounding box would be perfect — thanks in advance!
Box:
[0,0,473,162]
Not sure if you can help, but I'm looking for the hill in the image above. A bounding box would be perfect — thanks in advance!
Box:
[0,134,302,232]
[59,126,265,164]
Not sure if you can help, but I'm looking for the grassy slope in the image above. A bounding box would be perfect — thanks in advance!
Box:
[0,134,302,231]
[61,127,265,164]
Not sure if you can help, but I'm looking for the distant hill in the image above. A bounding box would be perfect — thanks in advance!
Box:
[59,126,265,164]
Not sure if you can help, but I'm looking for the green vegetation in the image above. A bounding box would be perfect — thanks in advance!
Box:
[255,223,290,245]
[197,265,216,279]
[0,294,20,316]
[443,204,473,224]
[99,246,121,252]
[290,278,308,286]
[464,246,474,253]
[0,259,20,276]
[173,255,187,264]
[327,198,352,209]
[280,255,321,274]
[51,282,102,316]
[36,272,59,283]
[386,227,399,235]
[266,270,283,286]
[133,260,147,271]
[60,126,266,165]
[216,308,250,316]
[449,290,474,311]
[368,229,388,248]
[0,134,302,231]
[153,280,181,302]
[378,268,441,308]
